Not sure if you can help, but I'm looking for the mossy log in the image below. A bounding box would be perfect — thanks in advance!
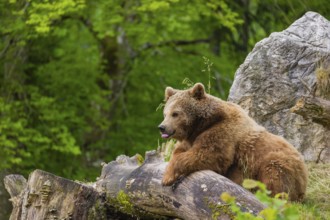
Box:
[291,95,330,129]
[4,151,265,220]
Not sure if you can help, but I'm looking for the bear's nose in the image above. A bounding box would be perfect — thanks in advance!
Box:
[158,125,166,132]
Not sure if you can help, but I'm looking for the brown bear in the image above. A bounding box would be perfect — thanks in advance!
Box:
[158,83,307,201]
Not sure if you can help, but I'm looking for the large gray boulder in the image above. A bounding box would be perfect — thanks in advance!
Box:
[228,11,330,162]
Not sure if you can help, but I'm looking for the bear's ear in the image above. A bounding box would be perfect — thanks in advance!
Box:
[191,83,206,99]
[165,87,177,101]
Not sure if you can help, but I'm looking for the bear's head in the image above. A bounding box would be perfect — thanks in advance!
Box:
[158,83,211,141]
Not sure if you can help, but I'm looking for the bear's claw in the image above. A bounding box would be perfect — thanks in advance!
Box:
[171,175,185,191]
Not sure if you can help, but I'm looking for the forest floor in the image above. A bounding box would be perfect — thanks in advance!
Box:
[296,163,330,220]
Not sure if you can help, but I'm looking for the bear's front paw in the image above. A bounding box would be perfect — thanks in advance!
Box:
[162,173,176,186]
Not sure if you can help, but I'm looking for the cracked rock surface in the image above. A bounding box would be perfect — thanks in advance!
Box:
[228,11,330,162]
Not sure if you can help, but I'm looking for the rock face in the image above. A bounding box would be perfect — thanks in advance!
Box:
[228,11,330,162]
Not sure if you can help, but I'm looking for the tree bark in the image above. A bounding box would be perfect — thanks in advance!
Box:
[291,95,330,129]
[4,151,265,220]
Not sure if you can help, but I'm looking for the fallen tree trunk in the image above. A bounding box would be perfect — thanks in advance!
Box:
[291,95,330,129]
[4,171,133,220]
[4,151,265,220]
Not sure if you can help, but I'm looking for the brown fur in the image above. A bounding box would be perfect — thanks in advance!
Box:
[158,83,308,201]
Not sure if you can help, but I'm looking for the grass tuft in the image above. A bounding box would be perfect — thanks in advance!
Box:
[295,163,330,220]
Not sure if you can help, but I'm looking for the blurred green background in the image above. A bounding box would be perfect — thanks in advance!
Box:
[1,0,329,182]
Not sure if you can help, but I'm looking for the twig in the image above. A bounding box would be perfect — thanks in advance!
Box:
[298,76,313,95]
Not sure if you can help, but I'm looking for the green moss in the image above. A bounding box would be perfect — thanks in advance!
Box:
[208,200,235,220]
[106,191,167,219]
[107,190,136,216]
[135,154,144,166]
[116,190,135,214]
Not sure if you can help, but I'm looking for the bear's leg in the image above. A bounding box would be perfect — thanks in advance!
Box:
[225,165,244,185]
[257,152,307,201]
[162,141,234,186]
[162,141,191,186]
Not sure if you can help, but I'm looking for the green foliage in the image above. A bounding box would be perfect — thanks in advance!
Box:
[0,89,81,172]
[215,179,300,220]
[26,0,85,35]
[158,139,176,162]
[0,2,112,178]
[213,173,330,220]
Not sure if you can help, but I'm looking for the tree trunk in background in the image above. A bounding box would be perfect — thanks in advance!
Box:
[0,171,12,220]
[4,151,265,220]
[291,96,330,129]
[241,0,250,52]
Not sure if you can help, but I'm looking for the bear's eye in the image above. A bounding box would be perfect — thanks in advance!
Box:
[172,112,179,117]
